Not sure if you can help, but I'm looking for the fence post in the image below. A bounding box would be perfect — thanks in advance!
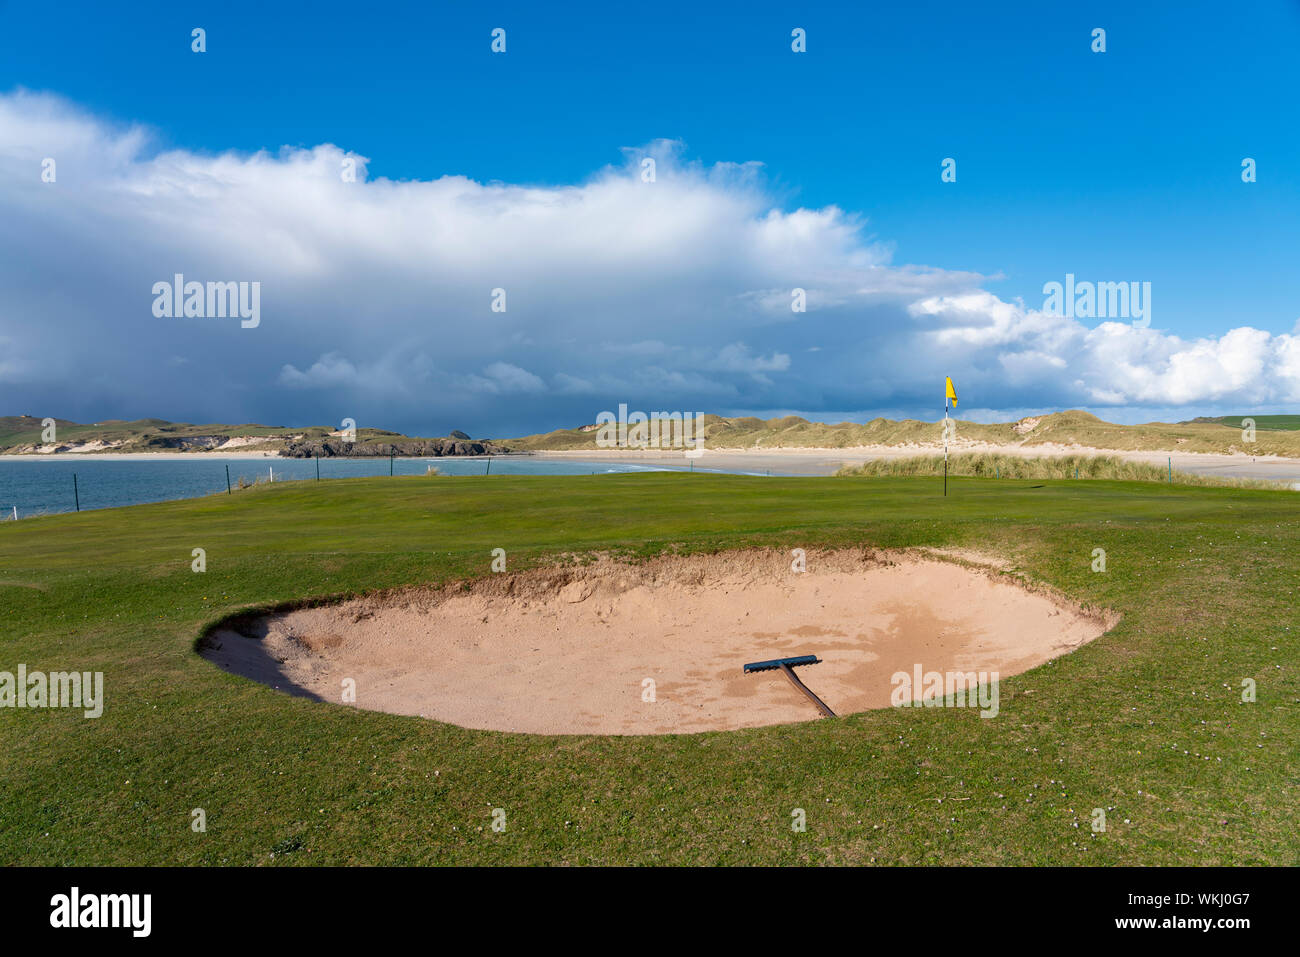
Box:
[73,473,80,512]
[226,464,231,494]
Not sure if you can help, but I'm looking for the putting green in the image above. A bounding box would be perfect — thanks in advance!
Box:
[0,473,1295,865]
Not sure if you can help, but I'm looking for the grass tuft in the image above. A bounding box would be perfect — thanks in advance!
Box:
[836,452,1287,488]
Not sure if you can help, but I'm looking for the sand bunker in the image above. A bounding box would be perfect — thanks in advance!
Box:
[200,550,1113,735]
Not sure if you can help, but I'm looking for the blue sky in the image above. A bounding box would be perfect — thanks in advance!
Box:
[1,1,1298,435]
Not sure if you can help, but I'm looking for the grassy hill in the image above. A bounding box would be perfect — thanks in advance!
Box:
[506,410,1300,456]
[1,473,1296,864]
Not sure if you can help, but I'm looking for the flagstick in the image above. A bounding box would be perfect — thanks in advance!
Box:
[943,396,948,497]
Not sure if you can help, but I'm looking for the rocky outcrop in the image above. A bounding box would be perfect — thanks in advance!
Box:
[144,435,228,450]
[279,438,505,458]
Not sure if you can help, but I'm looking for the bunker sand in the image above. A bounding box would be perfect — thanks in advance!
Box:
[202,550,1115,734]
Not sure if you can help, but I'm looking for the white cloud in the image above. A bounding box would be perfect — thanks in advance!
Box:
[1,90,1296,434]
[706,343,792,379]
[474,362,547,394]
[915,296,1300,408]
[279,353,361,389]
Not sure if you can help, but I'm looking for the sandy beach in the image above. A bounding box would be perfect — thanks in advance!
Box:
[527,443,1300,482]
[6,441,1300,483]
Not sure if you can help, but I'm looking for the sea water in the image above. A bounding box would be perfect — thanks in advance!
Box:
[0,456,761,517]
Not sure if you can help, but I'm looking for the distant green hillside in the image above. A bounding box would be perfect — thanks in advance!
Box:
[1184,415,1300,431]
[505,410,1300,457]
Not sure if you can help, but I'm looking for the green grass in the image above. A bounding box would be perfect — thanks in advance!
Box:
[835,452,1286,488]
[1187,415,1300,431]
[1,474,1297,865]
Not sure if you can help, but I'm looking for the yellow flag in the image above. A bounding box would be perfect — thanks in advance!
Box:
[945,376,958,406]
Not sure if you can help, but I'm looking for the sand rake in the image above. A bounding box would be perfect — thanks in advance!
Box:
[743,654,836,718]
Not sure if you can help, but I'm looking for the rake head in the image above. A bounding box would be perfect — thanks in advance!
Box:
[742,654,821,674]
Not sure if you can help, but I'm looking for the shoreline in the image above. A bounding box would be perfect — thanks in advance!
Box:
[0,450,527,462]
[6,443,1298,481]
[0,450,285,461]
[527,443,1298,461]
[524,443,1300,477]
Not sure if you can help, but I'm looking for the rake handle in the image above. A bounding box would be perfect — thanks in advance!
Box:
[778,663,836,718]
